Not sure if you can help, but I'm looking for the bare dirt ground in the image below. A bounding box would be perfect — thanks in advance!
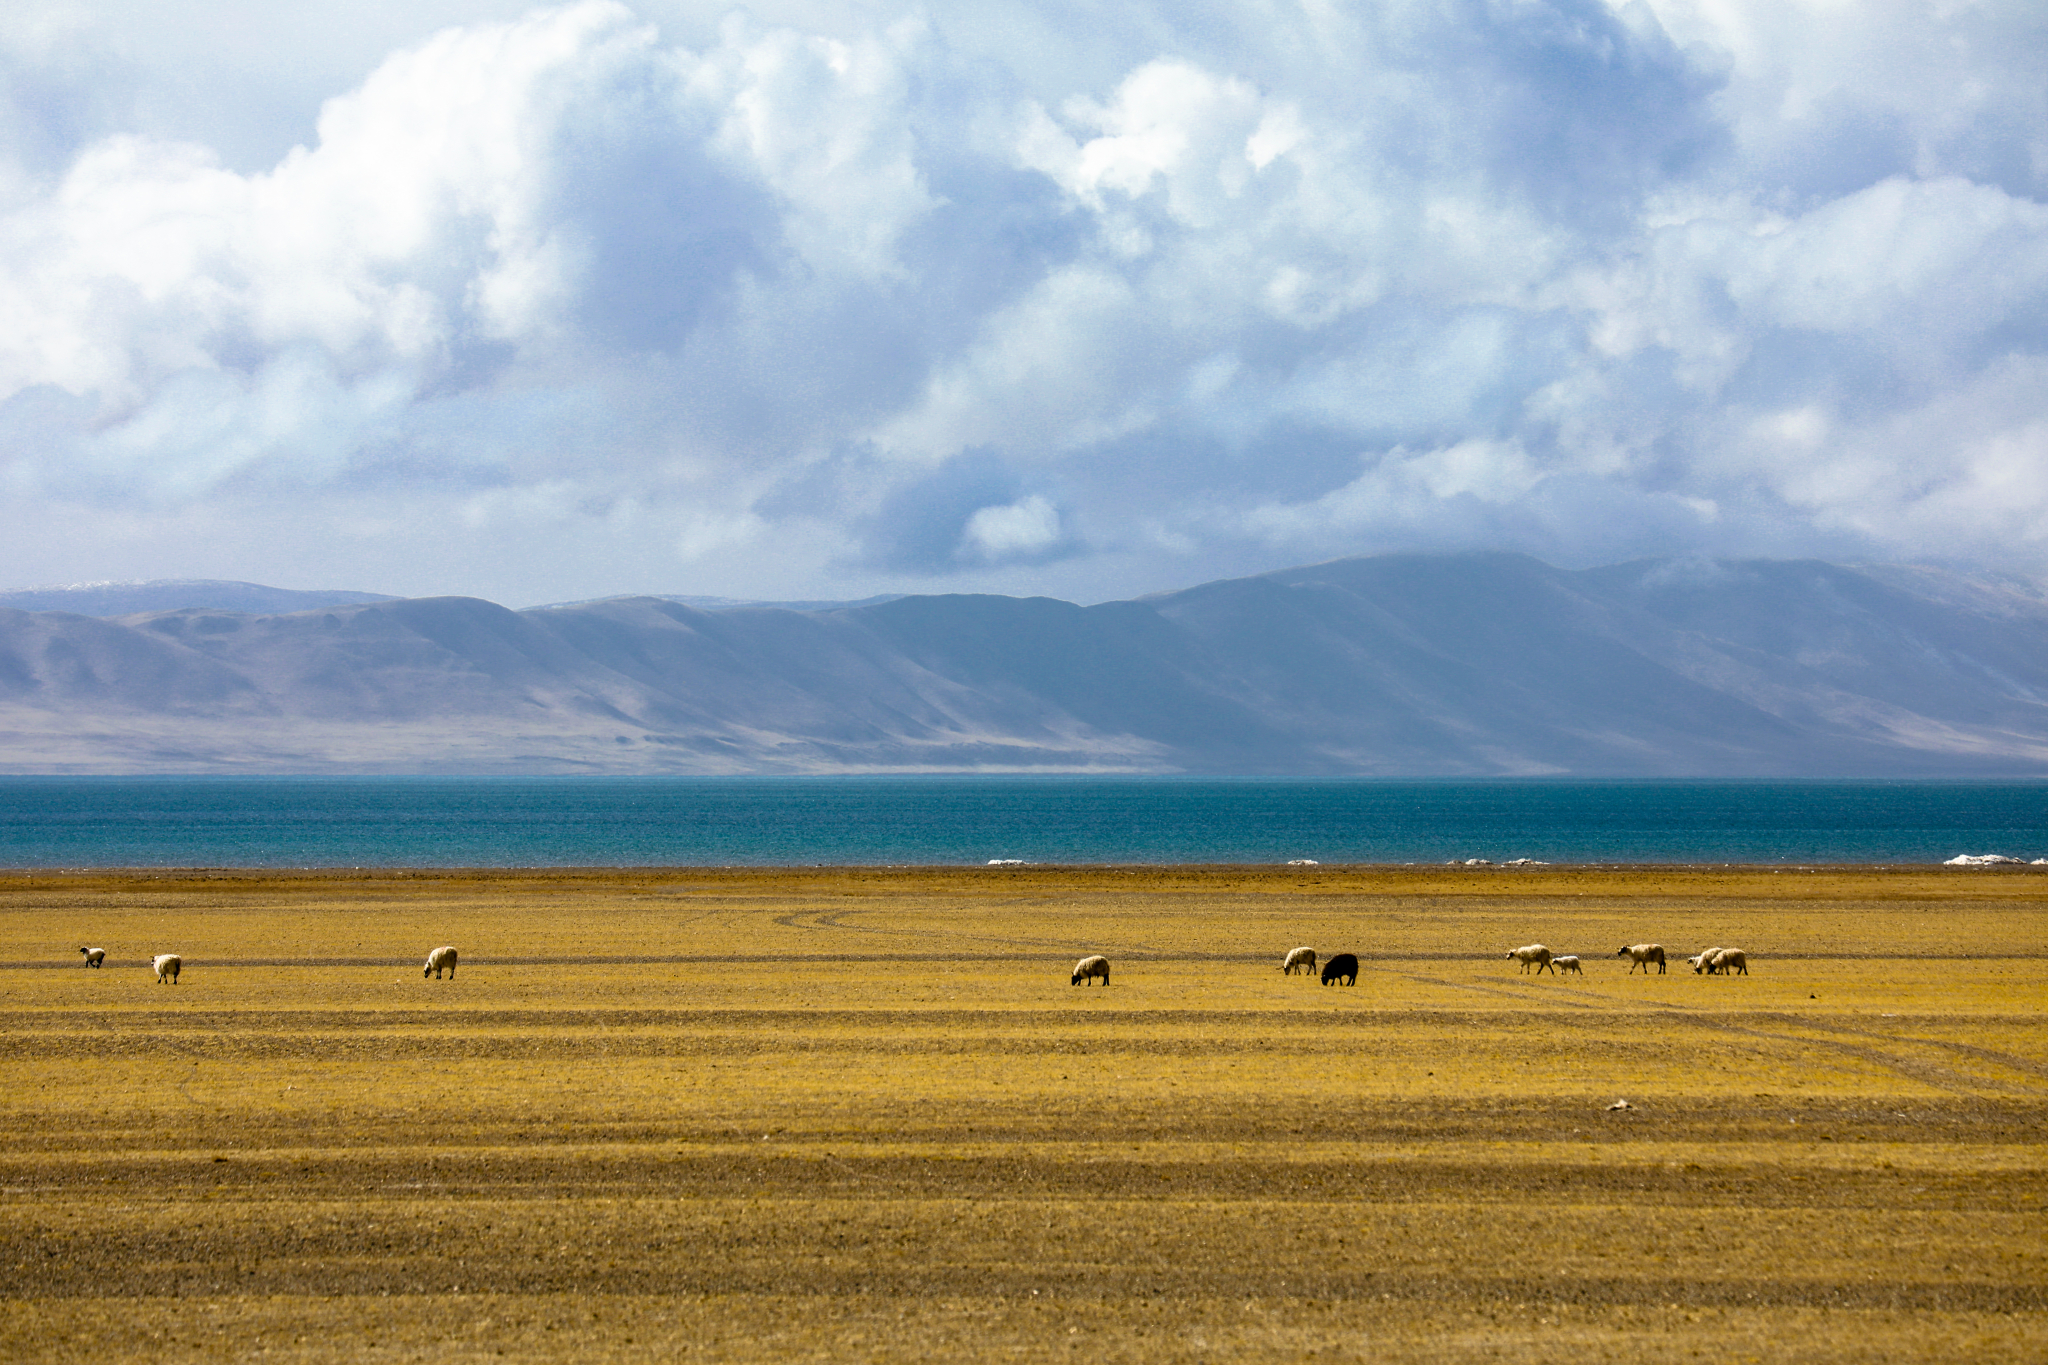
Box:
[1,864,2043,1362]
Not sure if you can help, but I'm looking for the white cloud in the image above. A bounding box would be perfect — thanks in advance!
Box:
[688,14,935,280]
[1243,438,1549,543]
[867,265,1154,461]
[1024,59,1279,225]
[0,0,2043,605]
[961,492,1061,560]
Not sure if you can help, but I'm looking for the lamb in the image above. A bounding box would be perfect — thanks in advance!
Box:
[1282,946,1318,976]
[152,954,181,985]
[1506,944,1554,974]
[1553,954,1583,974]
[77,947,106,968]
[1320,952,1359,986]
[1705,947,1749,976]
[1071,955,1110,987]
[1617,943,1667,974]
[1687,947,1724,974]
[423,946,459,979]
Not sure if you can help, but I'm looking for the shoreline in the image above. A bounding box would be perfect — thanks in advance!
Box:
[3,860,2046,886]
[3,857,2044,870]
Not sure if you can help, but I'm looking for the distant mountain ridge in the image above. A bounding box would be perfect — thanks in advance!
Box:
[2,554,2045,775]
[0,580,398,617]
[0,580,908,618]
[529,592,907,613]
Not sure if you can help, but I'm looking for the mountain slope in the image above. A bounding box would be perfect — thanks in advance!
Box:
[1,554,2044,774]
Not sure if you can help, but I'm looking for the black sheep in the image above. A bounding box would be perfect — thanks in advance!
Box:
[1320,952,1359,986]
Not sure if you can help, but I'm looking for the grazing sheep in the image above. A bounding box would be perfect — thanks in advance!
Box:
[152,954,181,985]
[1687,947,1724,974]
[1072,954,1110,987]
[1282,946,1318,976]
[1320,952,1359,986]
[77,947,105,968]
[1617,943,1667,974]
[1707,947,1749,976]
[423,946,458,979]
[1553,954,1583,975]
[1506,944,1554,974]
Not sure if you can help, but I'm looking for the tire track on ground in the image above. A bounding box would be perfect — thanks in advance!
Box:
[1375,965,1606,1009]
[1743,1014,2048,1090]
[1363,967,2044,1099]
[768,908,1168,957]
[1541,987,2044,1100]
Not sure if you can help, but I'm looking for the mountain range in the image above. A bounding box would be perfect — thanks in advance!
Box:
[3,554,2046,775]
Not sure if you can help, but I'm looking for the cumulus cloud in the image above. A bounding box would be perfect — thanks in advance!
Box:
[0,0,2044,604]
[961,493,1066,562]
[857,447,1079,571]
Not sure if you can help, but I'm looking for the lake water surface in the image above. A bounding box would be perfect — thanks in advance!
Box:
[1,777,2044,867]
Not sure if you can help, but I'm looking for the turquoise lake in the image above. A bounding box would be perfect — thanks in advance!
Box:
[1,777,2044,867]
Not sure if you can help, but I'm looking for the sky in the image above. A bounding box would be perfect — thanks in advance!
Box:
[1,0,2044,607]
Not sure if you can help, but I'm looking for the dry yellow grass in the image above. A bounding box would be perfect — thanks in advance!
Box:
[1,865,2044,1362]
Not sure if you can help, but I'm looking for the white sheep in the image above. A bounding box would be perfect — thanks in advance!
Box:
[1706,947,1748,975]
[1617,943,1667,974]
[1553,954,1583,974]
[1686,947,1724,974]
[152,954,181,985]
[423,945,458,979]
[1506,944,1554,974]
[77,947,106,968]
[1281,946,1318,976]
[1072,954,1110,987]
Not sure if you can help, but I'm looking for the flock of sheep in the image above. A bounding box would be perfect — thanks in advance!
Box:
[1069,941,1752,987]
[1069,950,1359,987]
[74,945,461,983]
[82,939,1747,989]
[1508,942,1750,976]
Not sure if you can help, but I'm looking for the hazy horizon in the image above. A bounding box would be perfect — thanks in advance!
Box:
[5,548,2045,618]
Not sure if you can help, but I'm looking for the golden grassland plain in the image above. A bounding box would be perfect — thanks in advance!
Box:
[1,864,2043,1363]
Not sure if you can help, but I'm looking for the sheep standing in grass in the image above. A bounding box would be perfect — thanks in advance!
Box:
[423,946,459,979]
[77,947,105,968]
[1320,952,1359,986]
[1704,948,1749,975]
[1072,955,1110,987]
[1686,947,1724,974]
[1553,955,1583,975]
[1506,944,1554,974]
[1617,943,1667,974]
[152,954,181,985]
[1282,947,1318,976]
